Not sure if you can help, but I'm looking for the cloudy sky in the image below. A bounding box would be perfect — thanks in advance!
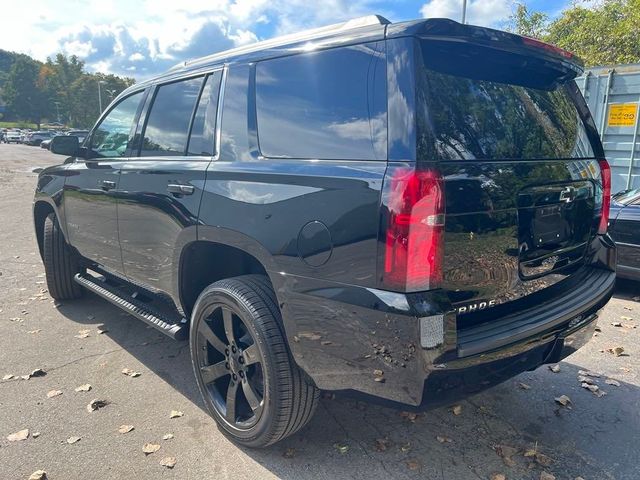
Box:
[1,0,577,79]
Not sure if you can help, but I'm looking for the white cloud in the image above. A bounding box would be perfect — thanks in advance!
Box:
[420,0,512,27]
[0,0,393,78]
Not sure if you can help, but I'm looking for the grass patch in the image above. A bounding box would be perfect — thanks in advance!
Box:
[0,121,38,129]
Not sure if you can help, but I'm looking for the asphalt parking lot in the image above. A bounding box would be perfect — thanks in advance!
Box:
[0,143,639,480]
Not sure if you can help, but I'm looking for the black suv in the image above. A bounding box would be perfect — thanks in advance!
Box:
[34,16,616,447]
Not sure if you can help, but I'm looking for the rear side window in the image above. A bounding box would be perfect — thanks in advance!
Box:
[90,91,144,158]
[188,71,222,156]
[256,42,386,160]
[140,76,203,157]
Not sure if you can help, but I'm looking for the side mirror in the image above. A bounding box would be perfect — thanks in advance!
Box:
[50,135,79,156]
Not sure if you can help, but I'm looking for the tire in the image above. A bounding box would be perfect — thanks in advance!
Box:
[43,213,83,300]
[190,274,319,447]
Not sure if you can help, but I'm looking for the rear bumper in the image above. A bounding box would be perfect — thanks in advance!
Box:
[274,237,616,409]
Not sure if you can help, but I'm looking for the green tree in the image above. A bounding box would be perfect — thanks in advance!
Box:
[545,0,640,66]
[509,3,548,38]
[3,57,50,128]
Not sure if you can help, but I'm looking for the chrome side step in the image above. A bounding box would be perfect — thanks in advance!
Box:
[73,273,188,340]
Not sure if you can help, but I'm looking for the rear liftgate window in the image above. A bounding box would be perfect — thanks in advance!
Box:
[255,42,387,160]
[416,40,595,162]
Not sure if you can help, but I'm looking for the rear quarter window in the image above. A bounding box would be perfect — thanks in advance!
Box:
[256,42,387,160]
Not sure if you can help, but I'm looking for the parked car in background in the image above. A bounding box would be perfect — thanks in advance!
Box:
[25,131,55,146]
[609,188,640,281]
[66,130,89,144]
[5,130,22,143]
[36,16,616,448]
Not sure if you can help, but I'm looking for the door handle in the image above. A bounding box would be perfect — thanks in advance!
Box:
[99,180,116,191]
[167,184,195,196]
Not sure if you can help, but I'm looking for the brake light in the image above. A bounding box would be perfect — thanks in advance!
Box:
[382,167,445,292]
[521,36,574,59]
[598,158,611,235]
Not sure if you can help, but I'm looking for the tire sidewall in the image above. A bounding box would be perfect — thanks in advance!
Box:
[189,284,282,445]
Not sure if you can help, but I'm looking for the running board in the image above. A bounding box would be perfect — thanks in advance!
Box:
[73,273,188,340]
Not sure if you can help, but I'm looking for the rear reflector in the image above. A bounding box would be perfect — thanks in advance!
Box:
[598,158,611,235]
[382,167,445,292]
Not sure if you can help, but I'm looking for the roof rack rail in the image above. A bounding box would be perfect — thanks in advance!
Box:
[170,14,391,71]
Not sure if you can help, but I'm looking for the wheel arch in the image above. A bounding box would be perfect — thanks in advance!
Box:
[33,199,58,260]
[178,227,280,317]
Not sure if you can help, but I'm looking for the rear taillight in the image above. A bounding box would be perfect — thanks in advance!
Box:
[598,158,611,234]
[381,167,445,292]
[521,36,574,59]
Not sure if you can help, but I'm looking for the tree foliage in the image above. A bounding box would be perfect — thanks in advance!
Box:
[0,50,134,128]
[2,57,50,127]
[510,0,640,67]
[545,0,640,66]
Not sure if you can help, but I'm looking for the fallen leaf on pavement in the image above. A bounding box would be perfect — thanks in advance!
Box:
[122,368,141,377]
[75,384,92,392]
[534,452,553,467]
[611,322,622,327]
[283,448,295,458]
[47,390,62,398]
[169,410,183,419]
[28,329,41,334]
[540,472,556,480]
[7,429,29,441]
[621,316,633,321]
[494,444,518,467]
[554,395,572,407]
[160,456,176,468]
[491,474,506,480]
[406,459,421,471]
[605,378,621,387]
[162,433,174,440]
[400,442,412,453]
[374,437,391,451]
[143,443,161,455]
[577,375,595,384]
[3,374,14,380]
[451,404,462,415]
[30,368,46,378]
[29,470,47,480]
[399,411,419,422]
[607,346,625,356]
[436,435,453,444]
[66,436,81,444]
[86,399,108,412]
[118,425,134,434]
[97,328,109,334]
[74,329,90,338]
[518,382,531,390]
[33,432,40,438]
[333,443,349,454]
[548,364,561,373]
[578,370,600,378]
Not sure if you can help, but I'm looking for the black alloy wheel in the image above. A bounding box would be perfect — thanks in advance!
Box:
[189,275,319,447]
[195,303,265,428]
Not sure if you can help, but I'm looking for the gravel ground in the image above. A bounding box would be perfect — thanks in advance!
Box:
[1,143,639,480]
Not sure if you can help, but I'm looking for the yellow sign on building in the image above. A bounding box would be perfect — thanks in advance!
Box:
[607,103,638,127]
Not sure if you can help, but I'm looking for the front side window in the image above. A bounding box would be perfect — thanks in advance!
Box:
[140,76,203,157]
[256,42,387,160]
[90,91,144,158]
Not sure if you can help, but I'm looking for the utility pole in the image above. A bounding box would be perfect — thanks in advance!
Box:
[462,0,467,24]
[54,102,61,124]
[98,80,106,114]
